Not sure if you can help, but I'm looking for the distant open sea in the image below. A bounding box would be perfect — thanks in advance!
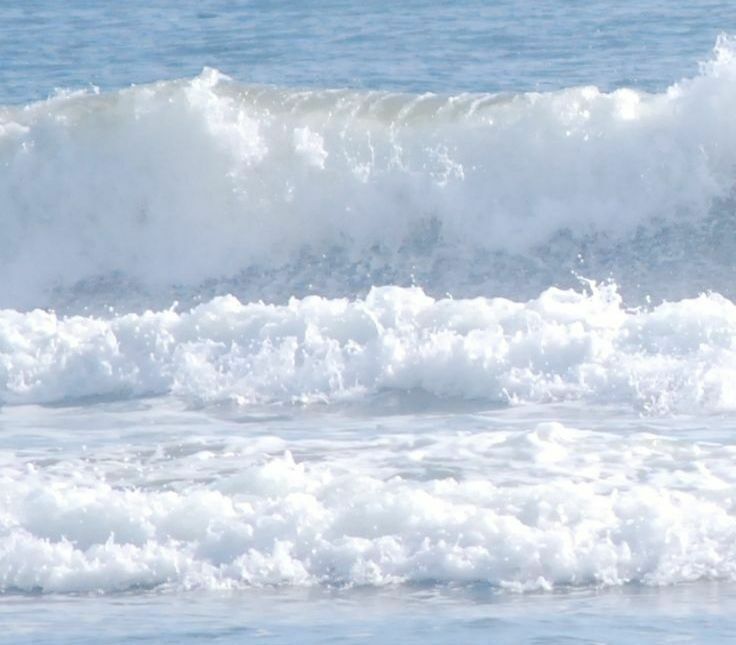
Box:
[3,2,736,643]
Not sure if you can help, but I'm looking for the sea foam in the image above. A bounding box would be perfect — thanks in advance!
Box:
[4,36,736,600]
[3,423,736,593]
[2,283,736,413]
[1,37,736,307]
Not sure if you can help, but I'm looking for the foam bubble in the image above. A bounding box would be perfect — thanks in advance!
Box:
[2,37,736,307]
[1,283,736,413]
[2,424,736,593]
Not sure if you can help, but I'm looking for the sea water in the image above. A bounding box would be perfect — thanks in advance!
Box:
[3,1,736,643]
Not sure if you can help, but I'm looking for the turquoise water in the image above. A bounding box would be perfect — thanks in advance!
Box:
[4,2,736,643]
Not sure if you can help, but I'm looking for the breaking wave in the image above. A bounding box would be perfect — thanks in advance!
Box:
[4,37,736,599]
[2,37,736,308]
[2,282,736,413]
[3,423,736,594]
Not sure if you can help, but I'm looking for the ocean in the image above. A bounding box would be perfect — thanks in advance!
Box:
[3,1,736,642]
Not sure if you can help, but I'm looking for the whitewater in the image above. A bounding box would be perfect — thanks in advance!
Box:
[3,36,736,311]
[4,4,736,640]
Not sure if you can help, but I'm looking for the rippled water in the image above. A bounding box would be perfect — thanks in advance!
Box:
[2,0,736,102]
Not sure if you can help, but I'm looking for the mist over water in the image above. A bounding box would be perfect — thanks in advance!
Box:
[3,37,736,313]
[0,39,734,414]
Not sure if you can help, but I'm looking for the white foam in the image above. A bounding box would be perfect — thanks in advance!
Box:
[4,38,736,599]
[2,282,736,413]
[1,38,736,306]
[2,424,736,593]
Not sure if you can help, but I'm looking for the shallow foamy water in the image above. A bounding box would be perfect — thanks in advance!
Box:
[4,399,736,593]
[4,1,736,642]
[5,583,736,644]
[3,399,736,642]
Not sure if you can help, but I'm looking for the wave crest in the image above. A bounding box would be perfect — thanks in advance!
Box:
[2,37,736,308]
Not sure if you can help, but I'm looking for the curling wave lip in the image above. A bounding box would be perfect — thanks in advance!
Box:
[1,36,736,309]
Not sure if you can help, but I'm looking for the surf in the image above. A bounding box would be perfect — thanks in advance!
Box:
[1,36,736,309]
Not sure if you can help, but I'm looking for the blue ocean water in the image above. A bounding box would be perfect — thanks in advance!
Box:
[3,2,736,643]
[2,0,735,102]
